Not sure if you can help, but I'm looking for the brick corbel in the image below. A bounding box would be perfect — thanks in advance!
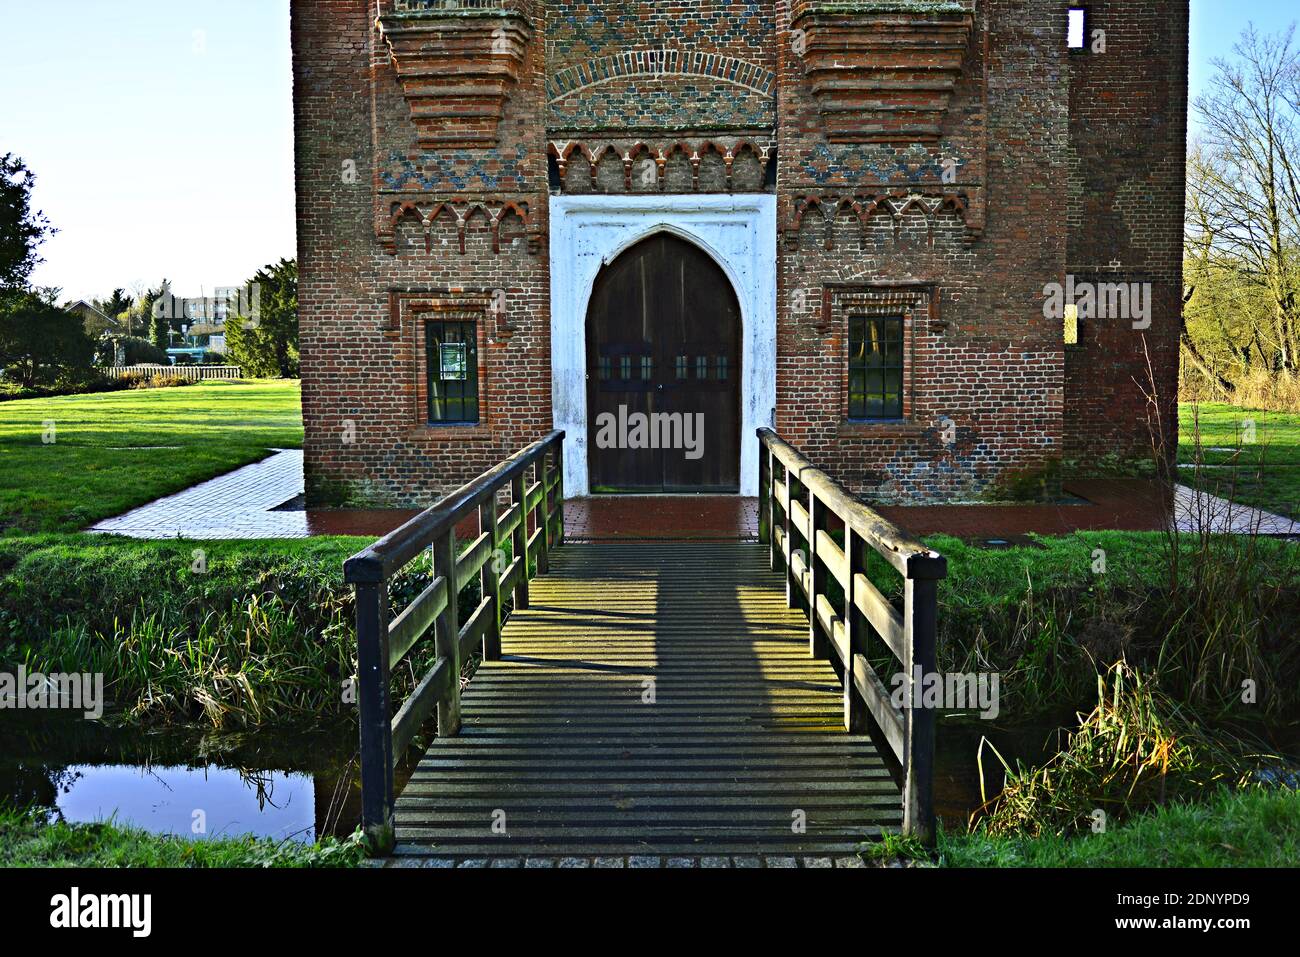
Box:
[792,1,975,144]
[376,1,534,149]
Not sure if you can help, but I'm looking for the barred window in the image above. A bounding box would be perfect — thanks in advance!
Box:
[426,319,479,423]
[848,315,904,420]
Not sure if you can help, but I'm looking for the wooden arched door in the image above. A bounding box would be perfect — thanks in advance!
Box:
[586,233,742,492]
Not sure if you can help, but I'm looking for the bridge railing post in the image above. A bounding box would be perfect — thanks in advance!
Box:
[354,576,395,853]
[511,470,530,611]
[902,563,941,846]
[757,434,770,547]
[783,463,797,610]
[536,457,551,575]
[433,528,462,736]
[844,528,867,733]
[481,494,502,661]
[807,493,829,660]
[554,439,566,547]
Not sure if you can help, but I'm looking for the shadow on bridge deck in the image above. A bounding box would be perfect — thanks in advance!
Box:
[390,541,901,863]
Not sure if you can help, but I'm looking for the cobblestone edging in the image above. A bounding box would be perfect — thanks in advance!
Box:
[381,855,870,869]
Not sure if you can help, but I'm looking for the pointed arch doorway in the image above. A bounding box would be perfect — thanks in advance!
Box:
[586,233,742,492]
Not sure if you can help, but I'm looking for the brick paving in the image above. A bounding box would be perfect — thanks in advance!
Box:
[564,495,760,540]
[87,452,1297,542]
[88,450,420,540]
[877,480,1297,539]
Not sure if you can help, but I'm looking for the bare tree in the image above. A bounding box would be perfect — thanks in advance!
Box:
[1189,25,1300,374]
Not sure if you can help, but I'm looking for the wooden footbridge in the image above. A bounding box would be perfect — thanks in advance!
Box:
[345,430,946,861]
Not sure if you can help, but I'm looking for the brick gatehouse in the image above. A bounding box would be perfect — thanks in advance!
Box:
[290,0,1188,506]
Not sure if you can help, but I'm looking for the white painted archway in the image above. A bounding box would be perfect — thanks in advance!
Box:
[549,194,778,497]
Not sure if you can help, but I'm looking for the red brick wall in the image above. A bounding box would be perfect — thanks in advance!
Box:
[1064,0,1189,470]
[292,0,1187,506]
[775,0,1070,500]
[293,0,551,506]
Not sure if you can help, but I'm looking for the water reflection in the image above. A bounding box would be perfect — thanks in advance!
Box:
[0,711,362,843]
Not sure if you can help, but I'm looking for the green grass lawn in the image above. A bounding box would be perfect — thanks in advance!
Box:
[1178,402,1300,519]
[937,788,1300,867]
[8,788,1294,868]
[0,379,303,534]
[0,807,366,868]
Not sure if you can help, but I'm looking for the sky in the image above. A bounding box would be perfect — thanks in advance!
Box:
[0,0,1297,303]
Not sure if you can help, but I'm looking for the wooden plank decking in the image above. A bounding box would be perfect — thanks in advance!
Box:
[391,541,902,860]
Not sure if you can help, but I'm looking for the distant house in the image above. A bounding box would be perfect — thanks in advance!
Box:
[65,300,121,339]
[158,291,237,356]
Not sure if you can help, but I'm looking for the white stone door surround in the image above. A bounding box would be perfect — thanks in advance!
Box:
[549,193,778,497]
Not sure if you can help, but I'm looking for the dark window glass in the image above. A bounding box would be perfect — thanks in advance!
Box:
[426,320,479,423]
[696,355,709,379]
[620,355,631,380]
[641,356,652,380]
[598,355,611,380]
[848,315,904,420]
[675,355,687,379]
[717,356,728,380]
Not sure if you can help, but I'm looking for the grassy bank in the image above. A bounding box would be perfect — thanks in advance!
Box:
[0,379,302,534]
[1,535,375,727]
[5,528,1296,728]
[0,808,365,868]
[883,531,1300,721]
[938,787,1300,867]
[0,534,483,727]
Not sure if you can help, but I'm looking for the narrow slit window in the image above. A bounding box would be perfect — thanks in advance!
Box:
[641,356,653,380]
[598,355,611,380]
[848,314,904,420]
[1067,8,1086,49]
[716,356,728,380]
[1064,304,1080,346]
[426,319,479,424]
[675,355,687,379]
[620,355,631,380]
[696,355,709,379]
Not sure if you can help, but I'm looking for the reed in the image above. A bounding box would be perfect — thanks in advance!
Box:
[973,662,1258,838]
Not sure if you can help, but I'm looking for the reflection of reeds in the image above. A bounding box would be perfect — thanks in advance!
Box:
[318,751,360,840]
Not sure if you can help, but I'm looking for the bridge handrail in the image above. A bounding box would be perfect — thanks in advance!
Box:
[345,429,566,852]
[756,427,946,844]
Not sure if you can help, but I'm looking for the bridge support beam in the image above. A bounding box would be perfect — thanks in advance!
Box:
[433,530,463,736]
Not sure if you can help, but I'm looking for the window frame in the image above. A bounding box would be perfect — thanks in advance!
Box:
[826,283,931,431]
[424,316,481,425]
[847,313,906,422]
